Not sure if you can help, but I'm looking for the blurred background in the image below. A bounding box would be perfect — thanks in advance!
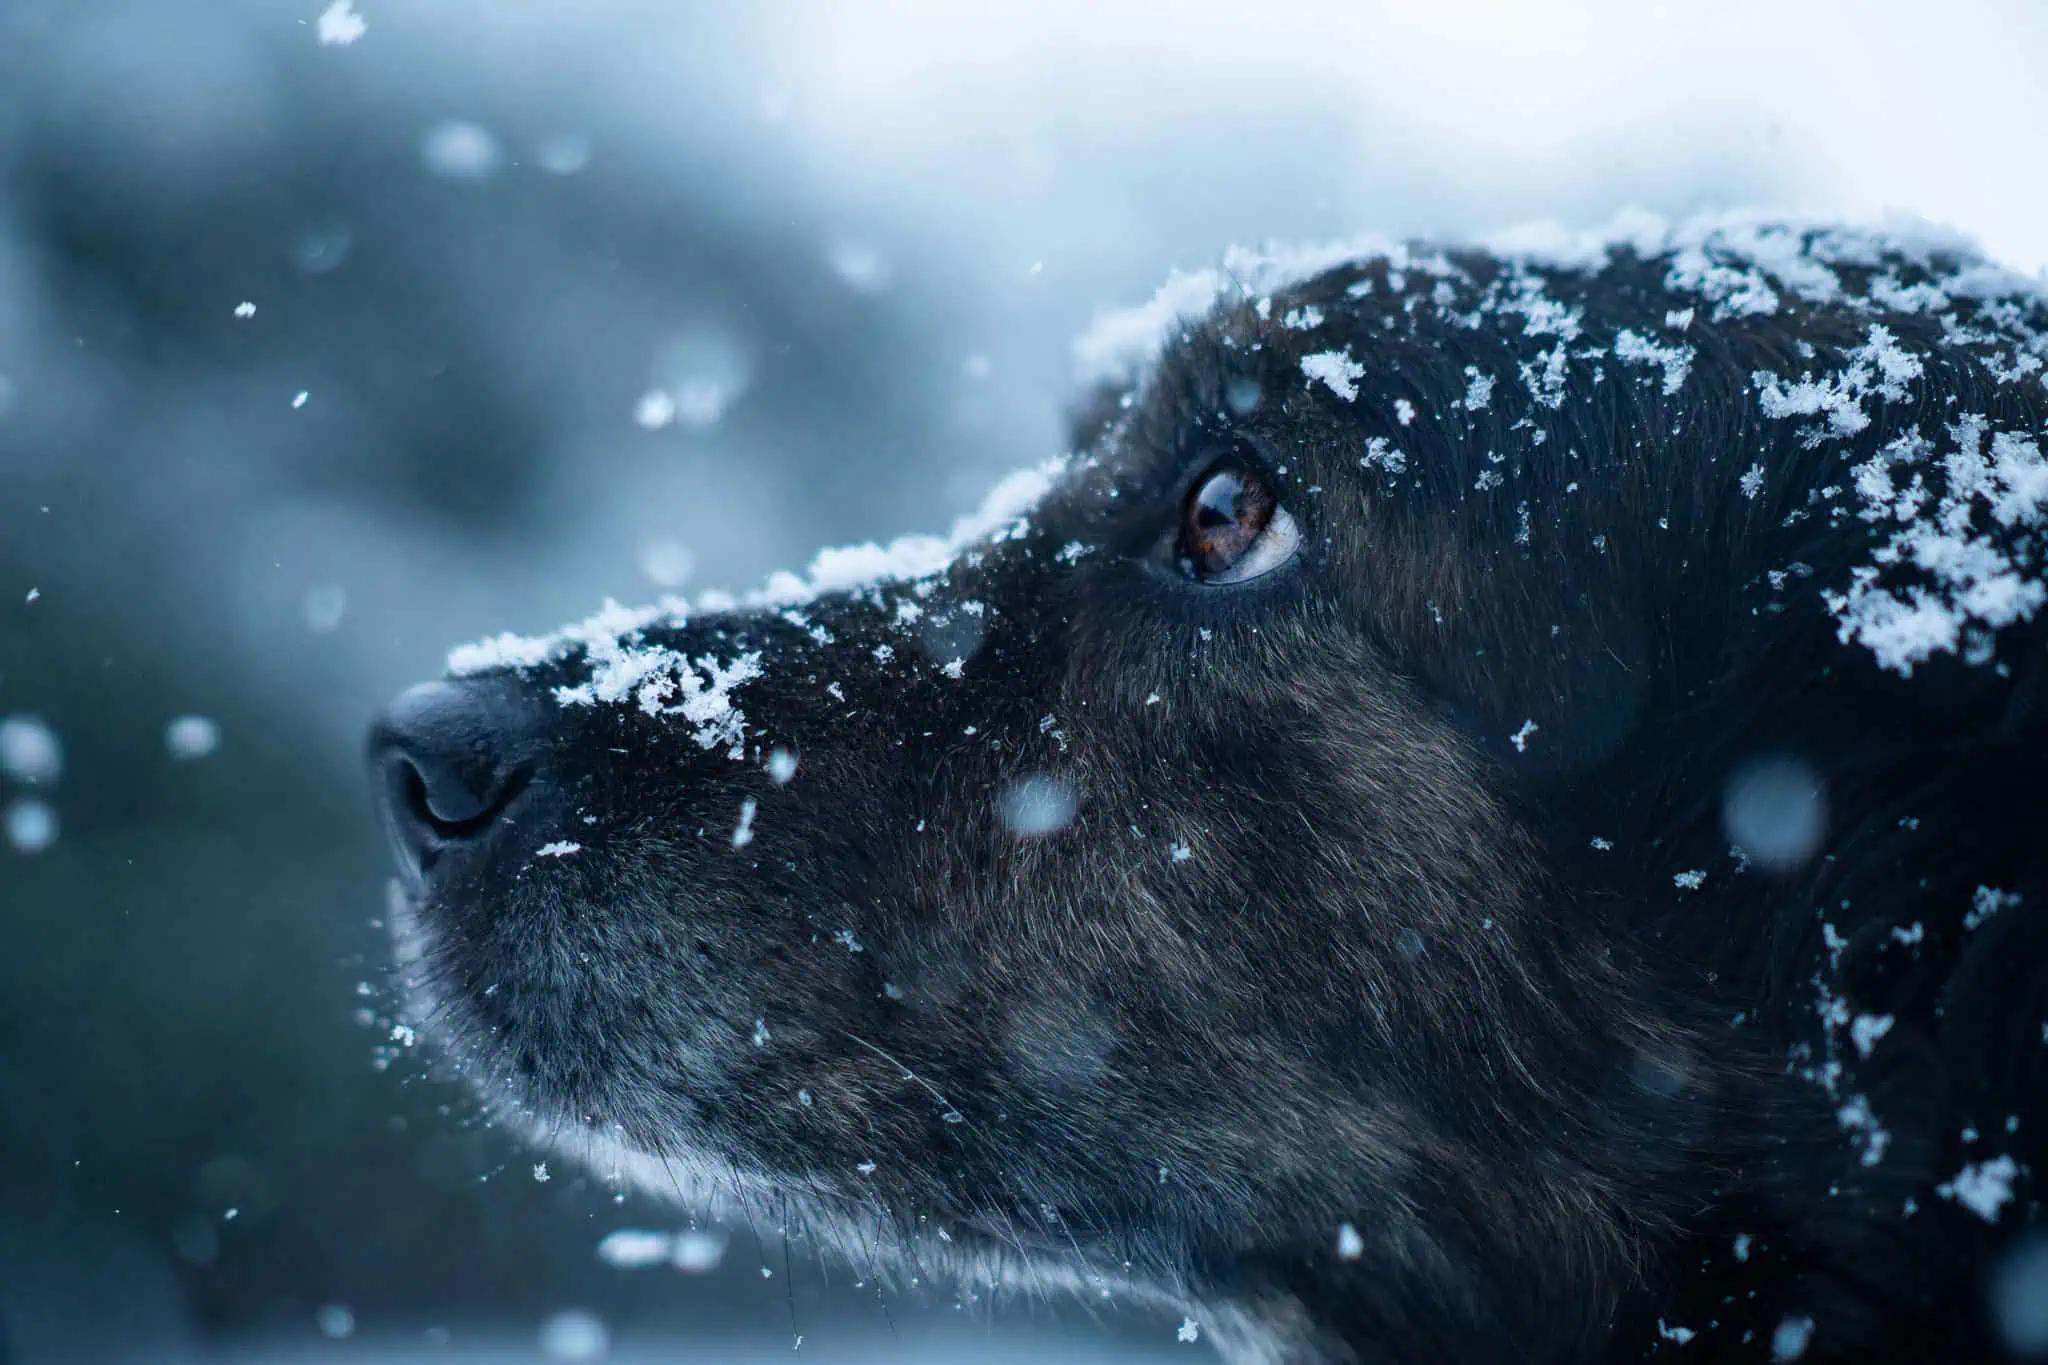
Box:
[1,1,2045,1361]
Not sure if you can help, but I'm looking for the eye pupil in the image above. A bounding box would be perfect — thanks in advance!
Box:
[1192,471,1247,529]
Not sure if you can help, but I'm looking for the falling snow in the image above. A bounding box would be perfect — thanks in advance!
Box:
[164,715,221,760]
[0,715,62,784]
[316,0,367,46]
[5,798,57,854]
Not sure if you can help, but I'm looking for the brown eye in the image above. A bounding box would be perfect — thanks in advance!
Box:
[1176,460,1300,584]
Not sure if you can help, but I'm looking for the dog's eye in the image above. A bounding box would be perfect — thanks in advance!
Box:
[1177,459,1301,584]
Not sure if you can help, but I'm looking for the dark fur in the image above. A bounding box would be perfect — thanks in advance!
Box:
[380,230,2048,1362]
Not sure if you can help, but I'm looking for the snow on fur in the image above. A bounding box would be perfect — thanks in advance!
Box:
[1076,210,2048,679]
[447,460,1063,751]
[1829,417,2048,674]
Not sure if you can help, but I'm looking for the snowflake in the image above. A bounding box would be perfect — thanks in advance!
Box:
[1301,349,1366,402]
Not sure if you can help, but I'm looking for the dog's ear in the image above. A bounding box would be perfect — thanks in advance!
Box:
[1064,379,1128,455]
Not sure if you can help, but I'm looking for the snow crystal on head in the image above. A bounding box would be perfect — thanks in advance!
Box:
[1301,350,1365,402]
[730,457,1062,610]
[1071,207,2037,390]
[1074,235,1406,385]
[450,595,761,755]
[444,459,1065,749]
[1828,417,2048,675]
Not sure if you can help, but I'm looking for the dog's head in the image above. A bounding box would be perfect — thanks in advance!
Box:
[370,223,2048,1359]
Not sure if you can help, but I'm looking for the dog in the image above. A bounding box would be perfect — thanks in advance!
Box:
[371,215,2048,1362]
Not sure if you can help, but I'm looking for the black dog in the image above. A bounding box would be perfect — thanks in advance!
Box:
[371,217,2048,1363]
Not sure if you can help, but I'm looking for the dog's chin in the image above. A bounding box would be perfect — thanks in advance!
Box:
[380,877,755,1215]
[378,886,1222,1340]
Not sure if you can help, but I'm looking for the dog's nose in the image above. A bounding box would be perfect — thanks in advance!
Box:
[369,679,538,888]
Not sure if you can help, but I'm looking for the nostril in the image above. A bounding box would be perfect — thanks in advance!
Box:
[390,750,526,841]
[368,679,545,884]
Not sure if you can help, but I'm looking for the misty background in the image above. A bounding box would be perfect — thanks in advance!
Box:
[2,1,2045,1361]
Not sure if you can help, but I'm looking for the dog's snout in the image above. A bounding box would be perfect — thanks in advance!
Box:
[369,679,539,888]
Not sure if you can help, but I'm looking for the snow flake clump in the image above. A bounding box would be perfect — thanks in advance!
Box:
[1301,349,1366,402]
[1461,367,1495,410]
[1937,1154,2019,1222]
[1965,884,2021,930]
[733,458,1060,610]
[1827,415,2048,675]
[1073,234,1405,384]
[1836,1093,1892,1167]
[1175,1317,1201,1344]
[316,0,367,45]
[1673,869,1707,891]
[1848,1013,1894,1059]
[536,841,581,859]
[1359,437,1407,475]
[448,598,761,755]
[1752,324,1924,448]
[1613,329,1695,396]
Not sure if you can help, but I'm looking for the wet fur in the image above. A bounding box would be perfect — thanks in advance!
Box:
[389,239,2047,1362]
